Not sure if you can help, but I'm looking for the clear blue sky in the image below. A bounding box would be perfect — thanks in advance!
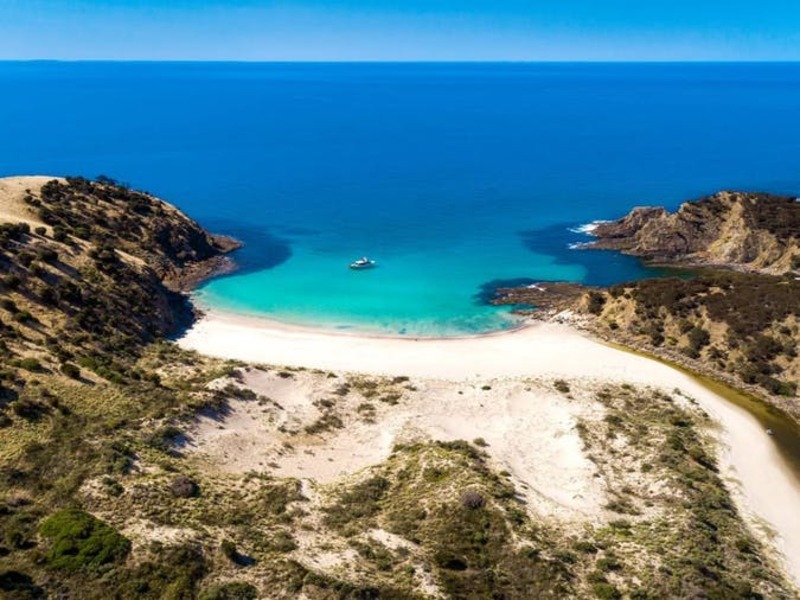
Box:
[1,0,799,61]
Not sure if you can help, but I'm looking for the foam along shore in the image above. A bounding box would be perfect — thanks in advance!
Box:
[178,309,800,586]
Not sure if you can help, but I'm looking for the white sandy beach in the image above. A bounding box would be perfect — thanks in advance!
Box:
[179,309,800,587]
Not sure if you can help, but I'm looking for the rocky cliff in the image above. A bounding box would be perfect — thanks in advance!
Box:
[590,191,800,274]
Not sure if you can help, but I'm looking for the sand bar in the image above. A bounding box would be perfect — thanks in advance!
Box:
[178,309,800,586]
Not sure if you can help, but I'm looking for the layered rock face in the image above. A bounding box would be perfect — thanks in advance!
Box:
[591,191,800,274]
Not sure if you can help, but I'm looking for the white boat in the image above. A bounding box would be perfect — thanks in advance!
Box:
[349,257,376,270]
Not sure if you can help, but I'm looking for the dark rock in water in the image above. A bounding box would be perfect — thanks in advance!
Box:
[492,281,592,313]
[204,221,293,276]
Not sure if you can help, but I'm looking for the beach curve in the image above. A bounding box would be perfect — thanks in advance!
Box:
[178,308,800,587]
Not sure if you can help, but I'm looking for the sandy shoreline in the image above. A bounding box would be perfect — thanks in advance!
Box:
[178,308,800,586]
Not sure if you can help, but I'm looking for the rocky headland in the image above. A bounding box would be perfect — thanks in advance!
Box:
[588,190,800,274]
[496,190,800,420]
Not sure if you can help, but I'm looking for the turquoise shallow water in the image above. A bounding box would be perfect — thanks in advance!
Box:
[196,238,562,335]
[1,62,799,335]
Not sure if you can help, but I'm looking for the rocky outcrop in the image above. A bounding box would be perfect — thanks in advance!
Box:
[493,281,595,314]
[590,191,800,274]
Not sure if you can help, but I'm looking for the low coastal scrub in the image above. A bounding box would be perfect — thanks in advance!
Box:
[199,582,258,600]
[590,271,800,407]
[575,385,790,598]
[1,351,795,597]
[321,440,573,598]
[39,509,131,573]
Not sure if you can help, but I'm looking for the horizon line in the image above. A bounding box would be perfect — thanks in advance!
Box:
[2,58,800,65]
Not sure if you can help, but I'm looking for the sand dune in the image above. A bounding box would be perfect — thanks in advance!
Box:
[0,176,56,227]
[179,309,800,586]
[189,371,606,522]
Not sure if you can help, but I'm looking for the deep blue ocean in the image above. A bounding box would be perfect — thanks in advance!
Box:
[1,62,799,335]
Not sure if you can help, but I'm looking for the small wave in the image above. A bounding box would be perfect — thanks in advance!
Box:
[526,283,546,291]
[568,220,609,235]
[568,242,589,250]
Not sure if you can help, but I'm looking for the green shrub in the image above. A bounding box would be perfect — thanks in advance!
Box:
[587,291,606,315]
[221,539,238,562]
[146,425,184,452]
[199,582,258,600]
[1,298,18,312]
[17,358,42,372]
[52,226,69,242]
[554,379,571,394]
[11,398,49,421]
[119,543,207,598]
[592,582,621,599]
[304,413,344,435]
[574,541,599,554]
[36,247,58,263]
[687,326,710,351]
[17,251,35,267]
[596,555,623,572]
[13,311,35,324]
[61,363,81,379]
[39,286,57,305]
[3,512,37,549]
[3,274,22,289]
[324,476,390,529]
[39,509,130,572]
[0,222,30,241]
